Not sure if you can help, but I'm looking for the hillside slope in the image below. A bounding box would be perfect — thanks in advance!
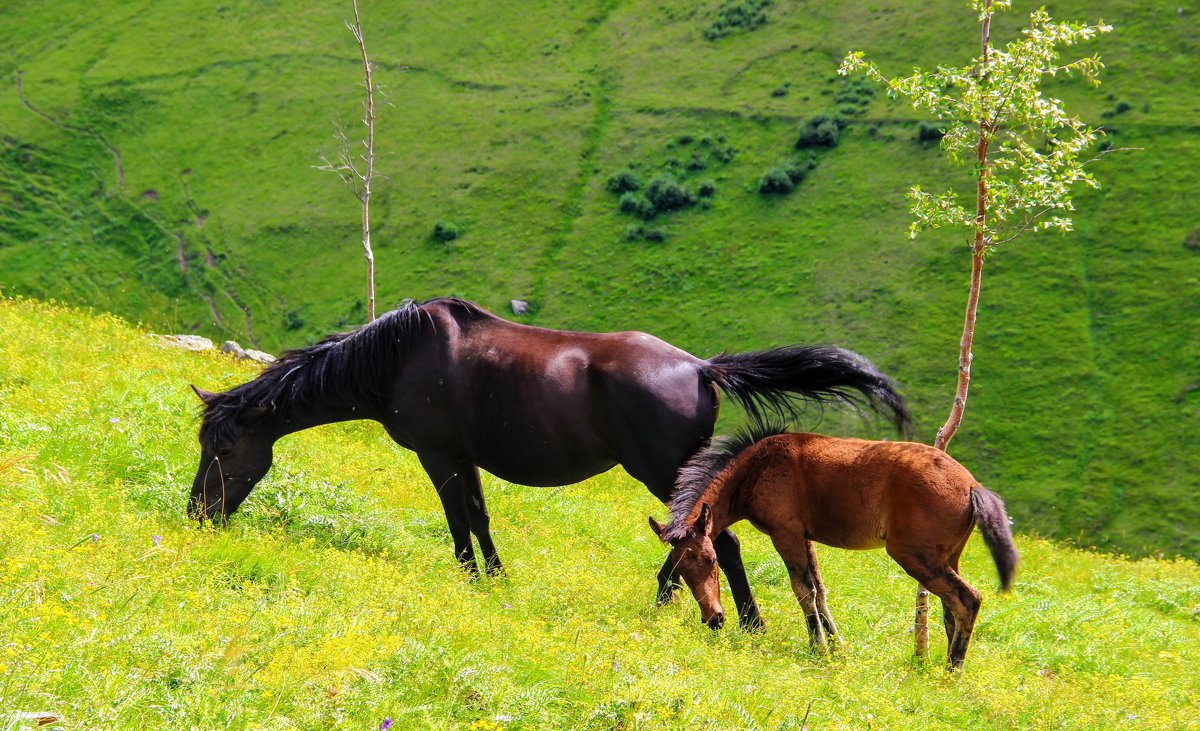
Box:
[1,297,1198,729]
[1,1,1198,558]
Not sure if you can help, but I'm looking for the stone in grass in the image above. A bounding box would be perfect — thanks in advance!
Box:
[148,334,214,352]
[511,299,529,316]
[220,340,276,364]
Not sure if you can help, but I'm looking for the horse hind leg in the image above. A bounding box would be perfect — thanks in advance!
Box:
[807,541,840,644]
[889,547,981,670]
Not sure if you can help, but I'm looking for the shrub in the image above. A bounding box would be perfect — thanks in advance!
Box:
[916,122,946,143]
[704,0,772,40]
[686,155,708,171]
[771,86,788,98]
[623,224,644,241]
[606,169,641,194]
[619,192,657,220]
[796,115,843,149]
[645,174,696,212]
[697,179,717,198]
[759,167,795,195]
[759,158,816,195]
[1185,227,1200,252]
[432,221,459,242]
[642,228,666,243]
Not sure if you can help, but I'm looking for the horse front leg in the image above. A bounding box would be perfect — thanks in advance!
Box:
[462,467,504,576]
[713,530,765,631]
[418,451,482,577]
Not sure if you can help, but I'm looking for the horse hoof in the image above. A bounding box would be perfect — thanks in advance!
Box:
[656,588,680,606]
[740,613,766,633]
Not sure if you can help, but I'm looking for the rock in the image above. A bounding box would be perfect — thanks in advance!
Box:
[220,340,275,364]
[511,299,529,315]
[241,348,276,364]
[148,334,214,352]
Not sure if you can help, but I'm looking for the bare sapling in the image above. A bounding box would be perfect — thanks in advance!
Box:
[317,0,378,322]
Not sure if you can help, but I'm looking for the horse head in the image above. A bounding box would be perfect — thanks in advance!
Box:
[650,503,724,629]
[188,384,274,523]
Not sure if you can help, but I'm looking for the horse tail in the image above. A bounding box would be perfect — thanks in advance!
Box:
[970,486,1018,592]
[700,346,912,436]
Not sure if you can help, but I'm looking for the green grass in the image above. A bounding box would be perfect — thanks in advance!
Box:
[1,1,1199,561]
[2,294,1199,729]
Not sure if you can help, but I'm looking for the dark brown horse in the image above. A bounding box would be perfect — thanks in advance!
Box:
[650,425,1016,668]
[189,297,910,628]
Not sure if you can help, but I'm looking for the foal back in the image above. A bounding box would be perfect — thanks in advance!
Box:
[751,434,979,551]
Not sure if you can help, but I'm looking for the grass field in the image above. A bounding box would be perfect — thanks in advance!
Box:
[2,296,1199,730]
[1,3,1198,558]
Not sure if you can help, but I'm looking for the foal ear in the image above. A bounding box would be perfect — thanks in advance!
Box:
[697,503,713,537]
[648,516,666,539]
[190,384,217,405]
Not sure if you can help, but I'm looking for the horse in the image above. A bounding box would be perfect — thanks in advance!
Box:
[649,424,1016,669]
[188,297,912,628]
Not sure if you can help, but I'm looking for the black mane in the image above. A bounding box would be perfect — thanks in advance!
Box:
[198,297,482,450]
[661,421,791,541]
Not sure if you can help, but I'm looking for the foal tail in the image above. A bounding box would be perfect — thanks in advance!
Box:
[701,346,912,436]
[970,486,1018,592]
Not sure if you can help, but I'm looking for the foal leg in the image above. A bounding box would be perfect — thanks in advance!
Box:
[417,451,481,577]
[890,549,982,670]
[807,541,840,643]
[772,534,828,652]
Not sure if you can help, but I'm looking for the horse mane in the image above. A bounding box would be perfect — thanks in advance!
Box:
[199,297,483,450]
[661,421,791,541]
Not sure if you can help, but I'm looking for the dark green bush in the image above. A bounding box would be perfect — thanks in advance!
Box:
[432,221,459,242]
[645,174,696,212]
[642,228,666,243]
[619,192,657,220]
[916,122,946,143]
[759,168,795,195]
[759,157,816,195]
[606,169,641,194]
[796,115,843,149]
[697,179,717,198]
[704,0,772,40]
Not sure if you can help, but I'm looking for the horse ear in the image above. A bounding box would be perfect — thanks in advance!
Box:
[190,384,217,405]
[648,516,666,539]
[697,503,713,537]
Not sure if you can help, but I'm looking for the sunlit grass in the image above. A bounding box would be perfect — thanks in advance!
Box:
[1,297,1197,729]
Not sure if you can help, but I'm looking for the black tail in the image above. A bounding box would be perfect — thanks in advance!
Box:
[700,345,912,436]
[970,486,1018,592]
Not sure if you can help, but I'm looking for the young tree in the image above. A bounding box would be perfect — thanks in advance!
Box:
[840,0,1114,659]
[318,0,378,322]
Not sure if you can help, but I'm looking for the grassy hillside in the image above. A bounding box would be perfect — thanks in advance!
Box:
[1,1,1199,560]
[2,297,1198,729]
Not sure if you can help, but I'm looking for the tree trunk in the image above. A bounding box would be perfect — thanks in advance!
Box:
[916,0,993,660]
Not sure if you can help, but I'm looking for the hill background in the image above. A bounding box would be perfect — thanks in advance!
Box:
[1,0,1198,559]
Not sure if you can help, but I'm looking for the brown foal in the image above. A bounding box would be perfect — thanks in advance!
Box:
[650,426,1017,670]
